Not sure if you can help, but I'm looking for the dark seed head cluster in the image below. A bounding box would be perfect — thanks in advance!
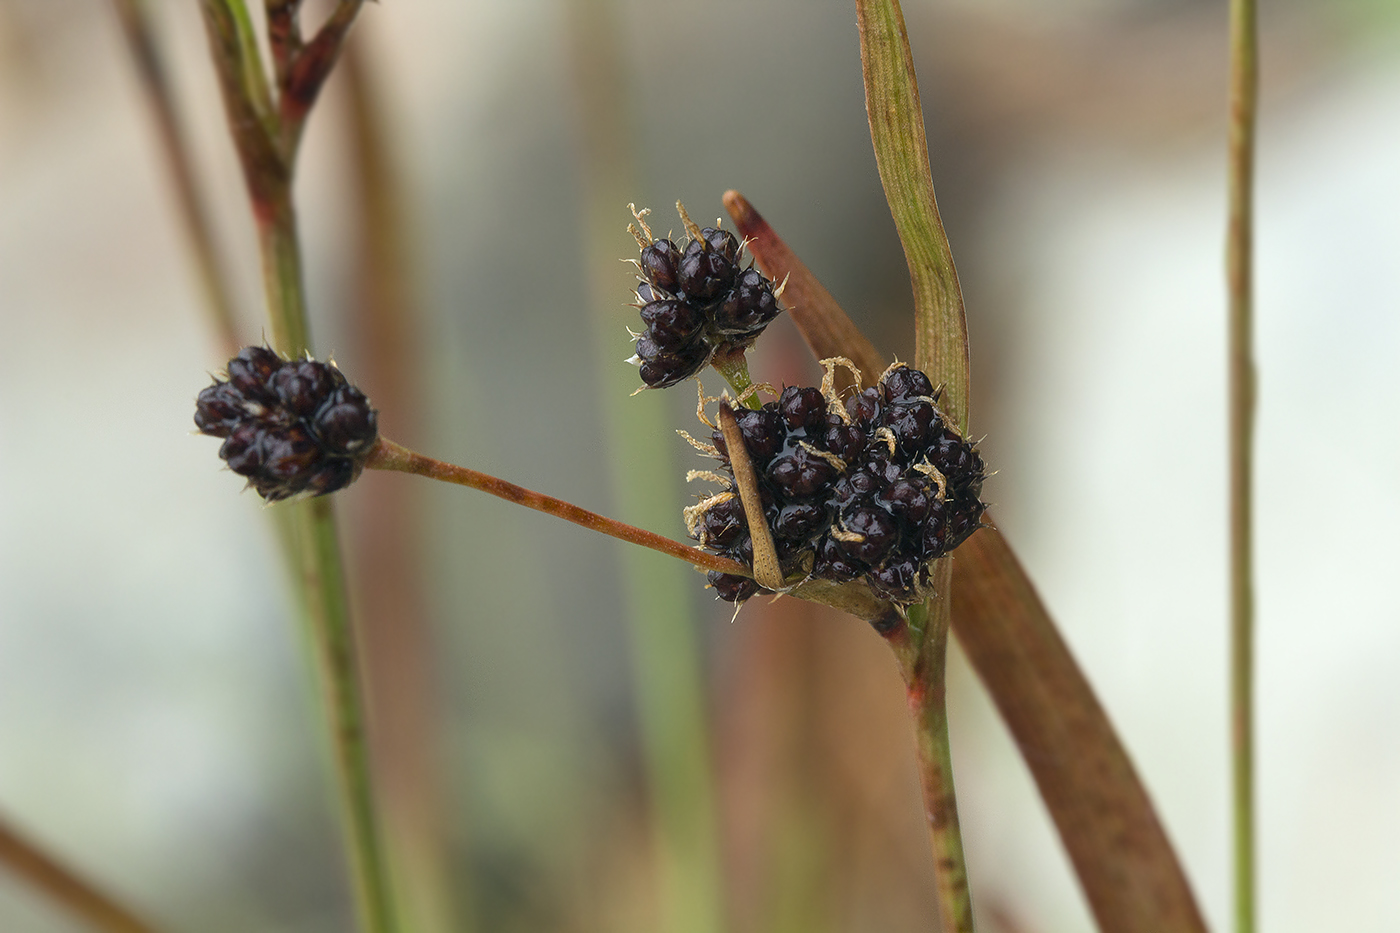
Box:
[688,363,985,605]
[194,346,378,501]
[628,203,783,389]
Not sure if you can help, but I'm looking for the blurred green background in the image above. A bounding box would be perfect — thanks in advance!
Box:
[1,1,1398,931]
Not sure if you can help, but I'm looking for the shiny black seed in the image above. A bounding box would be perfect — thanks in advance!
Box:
[220,423,264,477]
[194,382,248,437]
[677,237,737,302]
[314,385,378,455]
[836,506,898,564]
[640,298,705,349]
[884,400,939,453]
[846,387,882,426]
[226,346,281,402]
[699,496,746,547]
[822,419,865,463]
[930,431,976,479]
[767,445,838,499]
[636,335,709,388]
[713,268,779,336]
[812,535,866,582]
[882,367,935,402]
[708,571,760,603]
[773,501,827,541]
[303,458,358,498]
[702,227,739,264]
[778,386,827,432]
[878,477,931,525]
[920,501,948,558]
[273,359,337,418]
[260,424,322,485]
[639,239,681,293]
[712,407,786,466]
[868,557,921,602]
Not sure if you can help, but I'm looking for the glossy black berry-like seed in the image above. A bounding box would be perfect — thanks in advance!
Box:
[812,535,866,582]
[767,445,838,499]
[878,477,931,526]
[225,346,281,403]
[882,366,935,402]
[640,299,705,350]
[778,386,828,432]
[315,385,378,455]
[702,226,739,264]
[712,268,779,337]
[273,360,338,418]
[773,501,827,541]
[639,239,681,293]
[194,382,249,437]
[636,334,710,389]
[869,557,921,602]
[822,419,865,463]
[884,400,939,454]
[699,496,747,548]
[220,423,264,476]
[713,407,786,466]
[846,387,882,426]
[687,363,986,607]
[707,571,760,604]
[837,505,899,564]
[676,237,737,302]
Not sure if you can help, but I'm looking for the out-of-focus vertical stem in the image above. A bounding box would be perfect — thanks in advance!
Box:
[341,37,460,933]
[1226,0,1258,930]
[111,0,242,357]
[0,815,162,933]
[566,2,726,931]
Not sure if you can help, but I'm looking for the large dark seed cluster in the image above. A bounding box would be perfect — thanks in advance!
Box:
[629,206,783,389]
[194,346,378,501]
[692,364,985,605]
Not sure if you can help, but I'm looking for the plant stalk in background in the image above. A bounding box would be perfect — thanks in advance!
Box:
[1227,0,1259,930]
[197,3,397,932]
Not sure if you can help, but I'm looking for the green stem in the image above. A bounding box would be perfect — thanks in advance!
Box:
[1227,0,1258,930]
[257,203,398,933]
[887,565,974,933]
[710,347,762,410]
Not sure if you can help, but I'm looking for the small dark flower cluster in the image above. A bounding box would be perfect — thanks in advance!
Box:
[689,364,985,605]
[629,205,783,389]
[194,346,378,501]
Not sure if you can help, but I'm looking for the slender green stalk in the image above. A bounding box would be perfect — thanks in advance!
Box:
[197,4,396,931]
[710,347,763,410]
[855,2,974,928]
[855,0,968,433]
[0,815,162,933]
[887,566,974,933]
[1227,0,1259,930]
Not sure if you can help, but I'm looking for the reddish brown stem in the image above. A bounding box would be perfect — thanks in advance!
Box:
[723,190,885,391]
[366,438,750,578]
[0,815,161,933]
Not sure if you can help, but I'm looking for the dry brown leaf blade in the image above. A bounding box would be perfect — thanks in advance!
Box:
[728,190,1208,933]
